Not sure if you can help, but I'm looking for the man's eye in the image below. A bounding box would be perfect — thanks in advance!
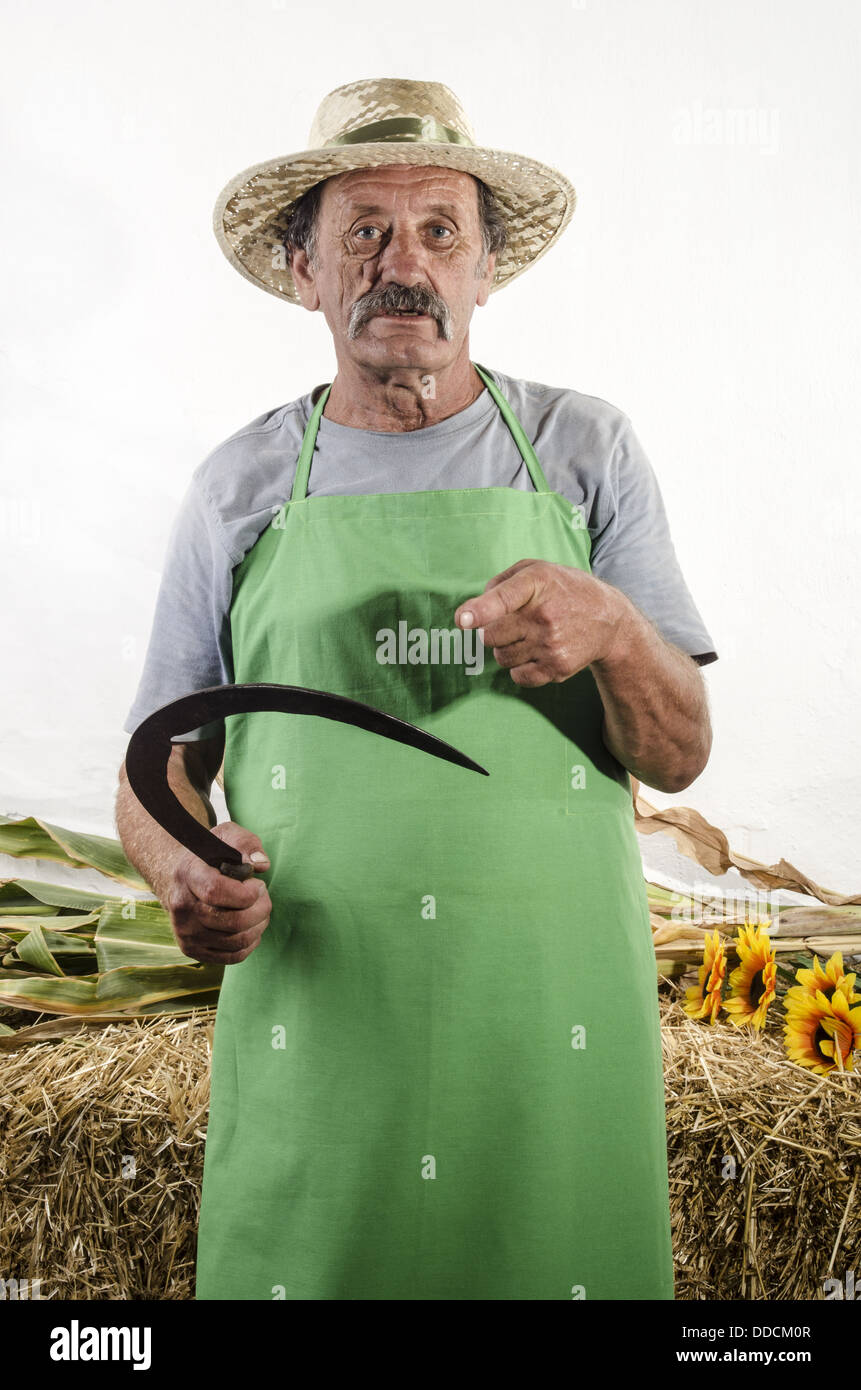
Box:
[354,226,380,241]
[429,226,452,239]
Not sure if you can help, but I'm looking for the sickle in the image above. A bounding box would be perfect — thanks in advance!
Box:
[124,683,489,880]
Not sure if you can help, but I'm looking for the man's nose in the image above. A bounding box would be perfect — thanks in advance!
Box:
[375,227,427,285]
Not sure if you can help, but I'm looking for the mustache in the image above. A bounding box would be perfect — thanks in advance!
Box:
[347,283,453,341]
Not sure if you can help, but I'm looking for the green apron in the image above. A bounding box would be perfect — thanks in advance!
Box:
[195,363,674,1301]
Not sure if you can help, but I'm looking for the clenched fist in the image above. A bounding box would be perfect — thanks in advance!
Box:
[165,821,272,965]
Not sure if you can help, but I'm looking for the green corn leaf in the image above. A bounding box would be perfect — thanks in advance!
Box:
[0,963,224,1016]
[0,882,63,914]
[37,931,97,956]
[647,882,695,909]
[95,901,190,970]
[0,816,149,890]
[0,912,100,934]
[0,817,68,861]
[15,924,65,977]
[1,878,131,912]
[775,961,799,980]
[16,879,129,910]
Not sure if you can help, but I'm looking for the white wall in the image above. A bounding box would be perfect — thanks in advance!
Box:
[2,0,859,900]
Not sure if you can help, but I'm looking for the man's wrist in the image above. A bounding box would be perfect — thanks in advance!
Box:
[590,583,642,673]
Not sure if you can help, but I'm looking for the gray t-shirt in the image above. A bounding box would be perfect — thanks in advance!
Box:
[124,364,718,741]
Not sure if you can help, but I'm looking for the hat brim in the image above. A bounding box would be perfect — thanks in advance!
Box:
[213,142,576,304]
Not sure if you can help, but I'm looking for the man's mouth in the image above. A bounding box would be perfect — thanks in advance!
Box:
[346,291,451,340]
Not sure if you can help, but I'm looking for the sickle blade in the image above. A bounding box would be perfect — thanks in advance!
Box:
[124,683,489,876]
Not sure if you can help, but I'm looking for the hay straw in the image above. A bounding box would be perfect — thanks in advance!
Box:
[0,1012,213,1300]
[662,989,861,1300]
[1,995,858,1300]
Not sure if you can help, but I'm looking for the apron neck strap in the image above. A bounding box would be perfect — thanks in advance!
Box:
[290,362,552,502]
[292,381,332,503]
[471,363,551,494]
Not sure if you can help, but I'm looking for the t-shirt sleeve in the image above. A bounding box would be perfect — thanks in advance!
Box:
[589,417,718,665]
[122,474,234,741]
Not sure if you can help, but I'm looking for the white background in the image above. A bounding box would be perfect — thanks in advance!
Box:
[2,0,858,900]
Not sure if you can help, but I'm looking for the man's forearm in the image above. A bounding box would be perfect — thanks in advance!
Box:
[590,593,712,794]
[115,750,215,903]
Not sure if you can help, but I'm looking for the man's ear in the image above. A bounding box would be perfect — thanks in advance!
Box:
[289,249,321,311]
[475,251,497,308]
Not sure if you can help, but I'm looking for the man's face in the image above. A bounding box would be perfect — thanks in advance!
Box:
[290,164,497,373]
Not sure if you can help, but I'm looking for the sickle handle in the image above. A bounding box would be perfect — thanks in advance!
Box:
[219,860,255,882]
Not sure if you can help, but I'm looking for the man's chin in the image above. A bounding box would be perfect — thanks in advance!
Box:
[345,326,452,366]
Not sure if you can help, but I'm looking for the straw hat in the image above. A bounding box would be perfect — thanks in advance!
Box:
[213,77,577,305]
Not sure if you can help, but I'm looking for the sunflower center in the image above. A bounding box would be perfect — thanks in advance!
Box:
[749,970,766,1007]
[814,1023,832,1059]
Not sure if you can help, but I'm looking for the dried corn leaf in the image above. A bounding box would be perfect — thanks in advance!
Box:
[652,922,717,947]
[634,792,861,906]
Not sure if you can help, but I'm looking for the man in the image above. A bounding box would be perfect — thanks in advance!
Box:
[116,78,717,1301]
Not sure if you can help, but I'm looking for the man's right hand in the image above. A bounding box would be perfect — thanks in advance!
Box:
[166,822,272,965]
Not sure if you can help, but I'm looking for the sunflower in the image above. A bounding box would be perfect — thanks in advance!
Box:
[783,987,861,1075]
[722,922,777,1029]
[784,951,860,1010]
[684,930,727,1024]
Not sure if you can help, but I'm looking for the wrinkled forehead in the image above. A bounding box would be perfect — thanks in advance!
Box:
[320,164,481,221]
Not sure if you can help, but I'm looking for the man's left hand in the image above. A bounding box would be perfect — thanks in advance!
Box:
[455,558,713,794]
[454,559,628,688]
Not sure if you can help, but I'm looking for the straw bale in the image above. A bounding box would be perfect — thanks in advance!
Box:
[662,987,861,1300]
[0,993,858,1300]
[0,1012,212,1300]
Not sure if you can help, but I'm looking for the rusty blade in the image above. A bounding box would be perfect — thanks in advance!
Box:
[124,683,489,878]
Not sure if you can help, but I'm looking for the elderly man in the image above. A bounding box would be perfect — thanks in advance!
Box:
[116,78,717,1301]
